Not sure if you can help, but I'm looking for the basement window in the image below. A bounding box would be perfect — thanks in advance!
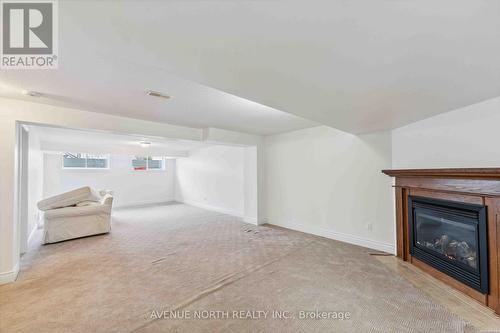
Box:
[132,156,164,171]
[62,153,110,169]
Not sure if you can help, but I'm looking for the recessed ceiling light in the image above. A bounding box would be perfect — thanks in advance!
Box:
[22,90,42,97]
[146,90,170,99]
[139,140,151,148]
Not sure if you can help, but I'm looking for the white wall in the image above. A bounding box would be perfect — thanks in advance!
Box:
[264,126,395,253]
[175,145,246,217]
[18,127,29,254]
[27,129,44,245]
[243,146,258,223]
[203,128,264,223]
[0,97,266,283]
[392,97,500,168]
[0,97,203,282]
[43,154,175,208]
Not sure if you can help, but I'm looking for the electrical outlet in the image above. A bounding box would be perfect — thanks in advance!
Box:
[366,222,373,231]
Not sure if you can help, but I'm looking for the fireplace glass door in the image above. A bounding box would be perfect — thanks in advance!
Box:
[414,210,478,271]
[408,196,488,293]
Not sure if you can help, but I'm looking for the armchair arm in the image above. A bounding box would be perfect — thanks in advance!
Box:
[101,194,114,206]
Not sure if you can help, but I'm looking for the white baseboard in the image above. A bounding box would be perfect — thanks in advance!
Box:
[27,223,38,245]
[268,220,395,254]
[180,200,244,218]
[0,262,19,284]
[243,216,259,225]
[114,200,175,210]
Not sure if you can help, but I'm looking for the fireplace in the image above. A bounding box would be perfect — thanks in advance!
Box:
[408,196,488,293]
[382,168,500,314]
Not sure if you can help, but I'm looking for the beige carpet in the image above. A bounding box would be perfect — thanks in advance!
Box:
[0,203,479,332]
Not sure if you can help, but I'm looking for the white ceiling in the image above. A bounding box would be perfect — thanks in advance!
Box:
[30,125,214,157]
[2,1,500,134]
[0,56,317,136]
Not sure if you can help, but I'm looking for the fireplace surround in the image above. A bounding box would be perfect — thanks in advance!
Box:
[382,168,500,316]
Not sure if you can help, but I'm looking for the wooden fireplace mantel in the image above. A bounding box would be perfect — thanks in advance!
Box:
[383,168,500,315]
[383,168,500,180]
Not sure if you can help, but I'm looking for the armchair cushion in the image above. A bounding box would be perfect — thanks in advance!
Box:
[37,186,100,211]
[76,201,99,207]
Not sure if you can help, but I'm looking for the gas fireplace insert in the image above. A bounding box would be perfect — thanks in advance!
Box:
[408,196,488,293]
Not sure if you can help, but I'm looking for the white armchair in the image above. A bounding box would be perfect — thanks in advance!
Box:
[37,187,113,244]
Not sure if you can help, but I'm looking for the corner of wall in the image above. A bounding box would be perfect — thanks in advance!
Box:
[268,218,395,254]
[0,261,19,285]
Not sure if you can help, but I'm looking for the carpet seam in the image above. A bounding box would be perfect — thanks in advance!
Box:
[130,239,316,333]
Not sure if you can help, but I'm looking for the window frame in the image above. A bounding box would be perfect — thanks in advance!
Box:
[131,156,165,171]
[62,152,111,170]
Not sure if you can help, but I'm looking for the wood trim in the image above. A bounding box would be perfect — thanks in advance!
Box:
[411,257,487,305]
[395,188,404,259]
[497,212,500,315]
[403,189,410,260]
[384,168,500,315]
[410,189,483,205]
[395,177,500,197]
[485,198,500,313]
[382,168,500,179]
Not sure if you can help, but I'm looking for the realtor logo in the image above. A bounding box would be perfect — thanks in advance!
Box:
[1,0,58,69]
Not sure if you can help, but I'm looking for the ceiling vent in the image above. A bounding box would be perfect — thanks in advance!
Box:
[22,90,42,97]
[146,90,170,99]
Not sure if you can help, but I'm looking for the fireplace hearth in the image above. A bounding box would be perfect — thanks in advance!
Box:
[382,168,500,316]
[408,196,488,293]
